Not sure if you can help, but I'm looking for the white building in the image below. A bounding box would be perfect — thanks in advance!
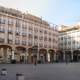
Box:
[0,6,58,63]
[59,25,80,62]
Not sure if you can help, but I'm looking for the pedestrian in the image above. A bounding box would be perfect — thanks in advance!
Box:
[34,59,37,66]
[33,55,37,66]
[66,59,68,64]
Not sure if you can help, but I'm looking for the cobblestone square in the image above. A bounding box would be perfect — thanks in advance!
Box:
[0,63,80,80]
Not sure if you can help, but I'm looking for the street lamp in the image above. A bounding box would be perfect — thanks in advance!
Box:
[32,45,38,65]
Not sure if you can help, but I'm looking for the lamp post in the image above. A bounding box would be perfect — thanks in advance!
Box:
[32,45,38,65]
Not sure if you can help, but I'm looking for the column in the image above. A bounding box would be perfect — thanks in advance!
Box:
[11,49,15,60]
[27,22,29,46]
[37,49,40,61]
[5,17,8,43]
[3,48,7,63]
[33,24,34,45]
[13,19,16,45]
[20,21,22,45]
[63,51,65,62]
[1,48,4,58]
[43,29,44,47]
[0,48,3,57]
[47,53,50,63]
[71,50,73,61]
[54,53,56,61]
[6,48,9,63]
[37,52,39,61]
[0,48,1,57]
[0,48,3,63]
[25,49,28,63]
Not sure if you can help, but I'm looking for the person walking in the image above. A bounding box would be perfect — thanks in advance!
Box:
[34,55,37,66]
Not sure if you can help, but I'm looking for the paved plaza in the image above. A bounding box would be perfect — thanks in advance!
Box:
[0,63,80,80]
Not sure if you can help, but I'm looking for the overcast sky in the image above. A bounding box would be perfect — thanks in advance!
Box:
[0,0,80,25]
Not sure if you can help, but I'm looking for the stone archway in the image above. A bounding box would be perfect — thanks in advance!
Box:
[48,49,55,63]
[56,50,63,62]
[0,45,12,63]
[39,49,47,63]
[15,46,26,63]
[65,50,71,62]
[73,50,80,62]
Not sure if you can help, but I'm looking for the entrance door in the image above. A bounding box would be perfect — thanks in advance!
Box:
[40,55,44,63]
[20,56,25,63]
[73,54,78,62]
[50,54,54,63]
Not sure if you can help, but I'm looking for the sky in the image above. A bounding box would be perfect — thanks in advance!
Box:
[0,0,80,25]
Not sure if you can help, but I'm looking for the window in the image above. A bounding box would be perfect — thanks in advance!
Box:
[8,18,13,25]
[34,35,38,39]
[22,32,26,37]
[8,39,13,44]
[8,27,13,34]
[0,26,5,33]
[16,20,21,28]
[16,31,20,36]
[44,44,47,48]
[61,37,63,40]
[39,36,43,40]
[0,17,6,24]
[39,43,43,47]
[15,39,20,45]
[0,38,4,43]
[34,28,38,33]
[28,42,32,46]
[49,32,51,35]
[22,41,26,45]
[49,38,51,41]
[44,37,47,41]
[44,30,47,34]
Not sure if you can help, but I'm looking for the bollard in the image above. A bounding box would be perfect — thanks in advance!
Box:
[16,73,24,80]
[0,68,7,80]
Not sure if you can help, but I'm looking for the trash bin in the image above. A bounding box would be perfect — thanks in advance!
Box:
[1,68,7,76]
[0,68,7,80]
[16,73,24,80]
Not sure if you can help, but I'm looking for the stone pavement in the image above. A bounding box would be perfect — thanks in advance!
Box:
[0,63,80,80]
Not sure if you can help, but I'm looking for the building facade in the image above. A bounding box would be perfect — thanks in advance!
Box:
[59,25,80,62]
[0,6,58,63]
